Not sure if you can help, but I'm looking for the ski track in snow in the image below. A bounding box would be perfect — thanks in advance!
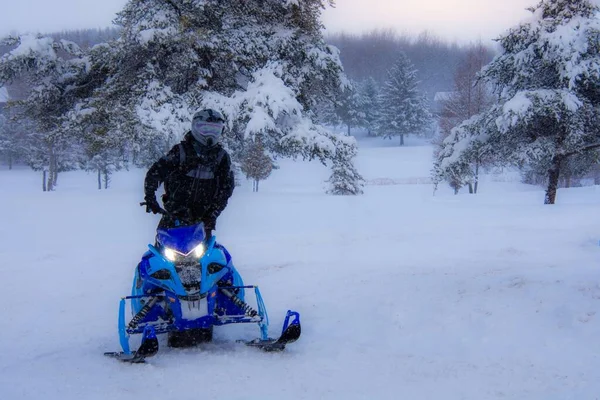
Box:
[1,137,599,399]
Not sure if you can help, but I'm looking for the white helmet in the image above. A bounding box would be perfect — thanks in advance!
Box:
[191,109,225,147]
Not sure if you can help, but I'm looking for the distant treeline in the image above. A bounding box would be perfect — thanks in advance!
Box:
[47,27,121,48]
[325,29,496,100]
[0,27,120,57]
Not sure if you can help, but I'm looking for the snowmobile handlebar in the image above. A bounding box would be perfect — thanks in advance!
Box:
[139,201,170,216]
[139,202,199,228]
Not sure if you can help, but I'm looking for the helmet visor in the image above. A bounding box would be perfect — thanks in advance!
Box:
[192,120,223,137]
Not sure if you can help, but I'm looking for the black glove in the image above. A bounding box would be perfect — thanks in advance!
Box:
[143,196,161,214]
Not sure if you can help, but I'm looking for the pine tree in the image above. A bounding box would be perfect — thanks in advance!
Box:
[326,159,364,195]
[0,34,87,190]
[1,1,365,194]
[76,106,126,189]
[0,108,26,169]
[359,77,380,136]
[434,0,600,204]
[334,81,365,136]
[377,53,431,146]
[326,133,365,195]
[99,0,362,194]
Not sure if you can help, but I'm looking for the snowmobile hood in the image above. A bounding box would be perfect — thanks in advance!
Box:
[156,223,205,255]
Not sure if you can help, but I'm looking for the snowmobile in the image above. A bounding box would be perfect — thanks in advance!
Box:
[104,204,301,363]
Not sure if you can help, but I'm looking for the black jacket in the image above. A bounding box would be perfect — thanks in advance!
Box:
[144,133,235,230]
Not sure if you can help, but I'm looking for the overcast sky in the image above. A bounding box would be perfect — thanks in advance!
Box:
[0,0,534,43]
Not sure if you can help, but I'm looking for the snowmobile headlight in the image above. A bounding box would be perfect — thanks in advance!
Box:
[164,248,178,262]
[193,243,206,258]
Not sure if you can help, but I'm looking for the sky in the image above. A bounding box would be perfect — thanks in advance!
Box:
[0,0,535,43]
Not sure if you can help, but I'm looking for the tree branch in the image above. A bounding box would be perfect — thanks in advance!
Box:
[564,142,600,158]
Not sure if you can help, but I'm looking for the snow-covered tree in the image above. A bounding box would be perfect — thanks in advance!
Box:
[0,108,27,169]
[377,53,432,146]
[325,131,365,195]
[332,81,365,136]
[433,113,494,195]
[434,0,600,204]
[0,34,87,190]
[1,1,364,194]
[87,0,362,194]
[240,138,273,192]
[358,77,380,136]
[434,44,495,194]
[75,106,127,190]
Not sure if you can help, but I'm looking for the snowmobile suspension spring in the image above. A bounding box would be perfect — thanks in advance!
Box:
[220,289,258,317]
[128,297,159,330]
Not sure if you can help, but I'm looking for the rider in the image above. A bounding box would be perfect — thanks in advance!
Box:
[143,109,235,239]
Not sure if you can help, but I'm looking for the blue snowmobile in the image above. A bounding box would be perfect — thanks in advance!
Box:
[104,204,301,363]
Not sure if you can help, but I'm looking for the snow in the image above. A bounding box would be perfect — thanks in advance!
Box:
[137,28,177,46]
[434,91,456,102]
[4,34,57,61]
[0,86,8,102]
[1,138,600,399]
[496,90,583,132]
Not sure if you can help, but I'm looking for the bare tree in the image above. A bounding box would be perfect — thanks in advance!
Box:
[240,139,273,192]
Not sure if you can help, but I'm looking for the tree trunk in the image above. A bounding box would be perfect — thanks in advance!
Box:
[42,170,47,192]
[98,169,102,190]
[8,151,13,170]
[51,150,58,188]
[473,160,480,194]
[104,170,110,189]
[47,144,56,192]
[594,166,600,185]
[468,183,474,194]
[545,155,563,205]
[256,179,259,192]
[400,134,405,146]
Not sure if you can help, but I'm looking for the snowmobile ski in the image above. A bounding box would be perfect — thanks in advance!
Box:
[240,310,301,352]
[104,326,158,363]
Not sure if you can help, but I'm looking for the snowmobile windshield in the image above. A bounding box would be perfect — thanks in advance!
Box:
[156,223,205,256]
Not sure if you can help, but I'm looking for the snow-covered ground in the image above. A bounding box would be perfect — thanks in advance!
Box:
[1,137,599,399]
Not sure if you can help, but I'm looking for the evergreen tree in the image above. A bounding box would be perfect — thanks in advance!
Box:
[0,34,87,190]
[76,106,127,189]
[326,134,365,195]
[434,0,600,204]
[377,53,432,146]
[326,159,364,195]
[87,0,361,194]
[0,107,27,169]
[358,77,380,136]
[1,1,364,194]
[334,81,365,136]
